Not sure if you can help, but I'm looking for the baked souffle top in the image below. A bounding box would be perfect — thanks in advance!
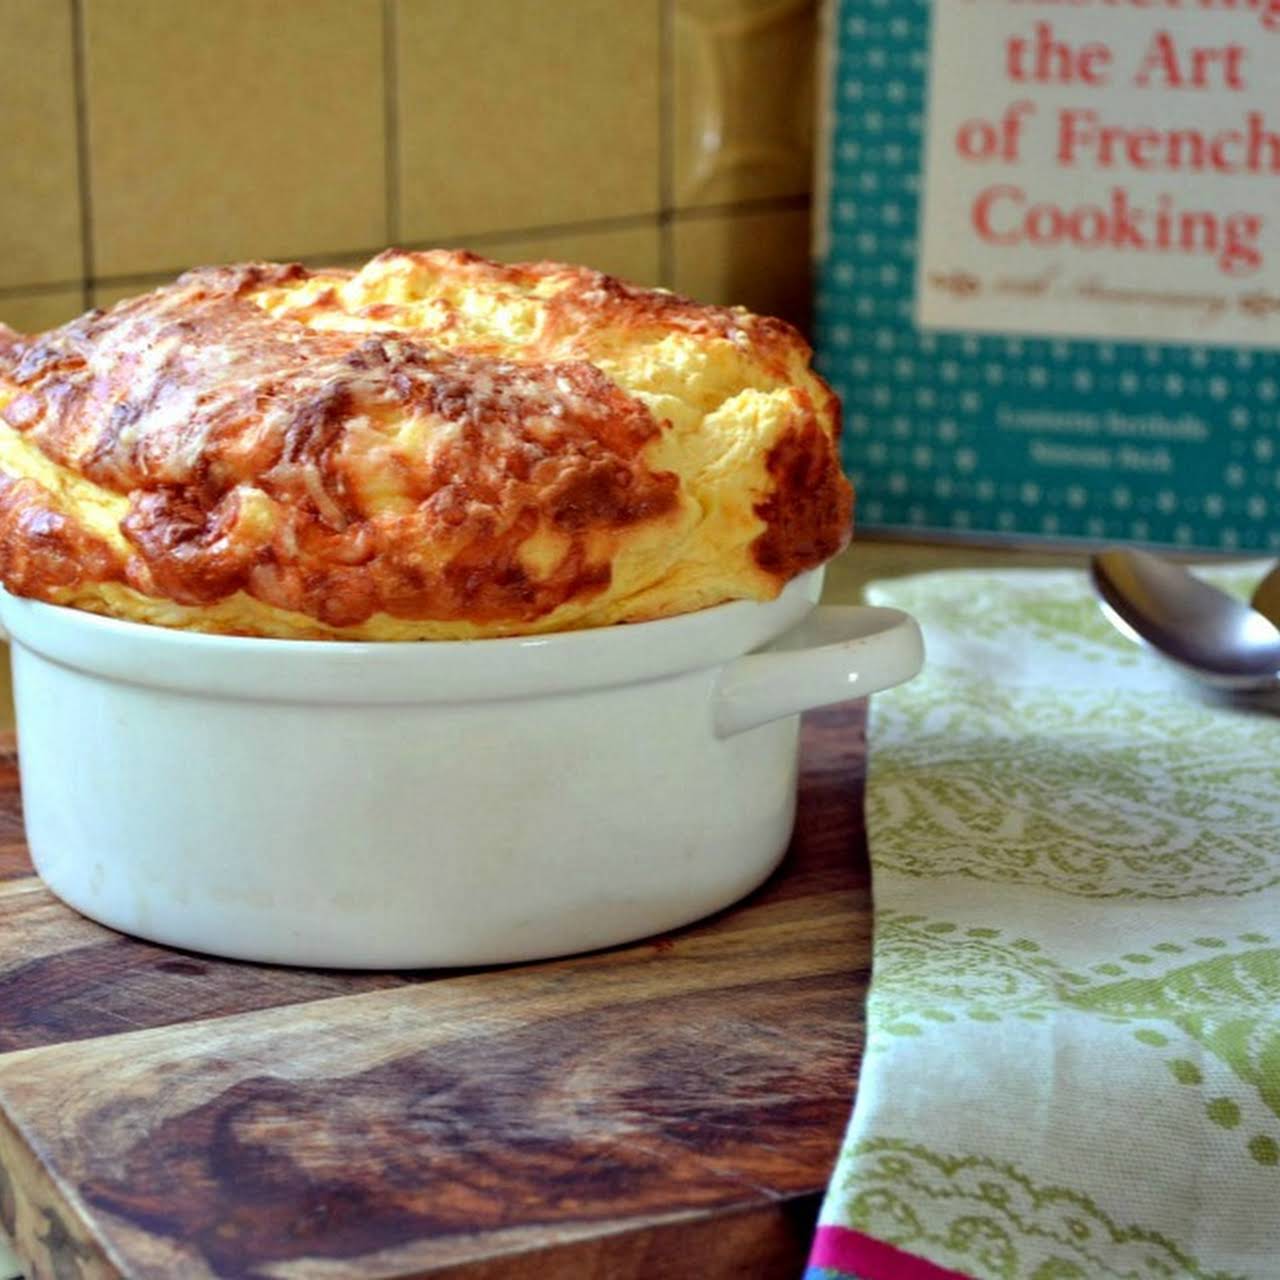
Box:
[0,249,851,639]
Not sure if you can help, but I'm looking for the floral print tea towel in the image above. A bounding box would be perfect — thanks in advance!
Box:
[807,565,1280,1280]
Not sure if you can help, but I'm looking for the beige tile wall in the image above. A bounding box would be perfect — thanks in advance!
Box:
[0,0,817,336]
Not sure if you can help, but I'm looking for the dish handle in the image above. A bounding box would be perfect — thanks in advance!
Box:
[713,606,924,738]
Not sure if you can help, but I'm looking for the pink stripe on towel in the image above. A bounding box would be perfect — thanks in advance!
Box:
[808,1225,974,1280]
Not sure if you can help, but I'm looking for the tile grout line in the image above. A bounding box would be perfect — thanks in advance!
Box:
[669,193,812,225]
[9,190,815,304]
[69,0,95,311]
[657,0,675,288]
[382,0,400,246]
[9,193,813,305]
[0,280,86,302]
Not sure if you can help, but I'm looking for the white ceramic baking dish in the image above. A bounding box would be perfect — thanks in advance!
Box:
[0,569,922,968]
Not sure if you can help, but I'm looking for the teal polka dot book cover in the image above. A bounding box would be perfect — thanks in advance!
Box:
[816,0,1280,552]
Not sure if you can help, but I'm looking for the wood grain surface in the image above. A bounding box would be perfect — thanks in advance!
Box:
[0,707,871,1280]
[0,747,28,885]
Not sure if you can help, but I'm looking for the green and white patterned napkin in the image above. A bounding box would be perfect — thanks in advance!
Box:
[809,564,1280,1280]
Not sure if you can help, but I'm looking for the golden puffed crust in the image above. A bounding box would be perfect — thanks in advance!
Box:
[0,249,850,639]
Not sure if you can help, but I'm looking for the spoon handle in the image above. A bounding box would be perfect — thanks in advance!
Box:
[1251,562,1280,627]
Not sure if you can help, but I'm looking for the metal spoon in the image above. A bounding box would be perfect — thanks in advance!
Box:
[1090,548,1280,690]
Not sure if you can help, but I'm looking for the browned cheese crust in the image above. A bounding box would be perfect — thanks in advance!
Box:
[0,250,851,639]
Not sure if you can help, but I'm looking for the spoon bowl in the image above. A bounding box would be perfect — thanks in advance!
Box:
[1090,549,1280,690]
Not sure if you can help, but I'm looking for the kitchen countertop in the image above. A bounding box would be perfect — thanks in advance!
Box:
[822,533,1089,598]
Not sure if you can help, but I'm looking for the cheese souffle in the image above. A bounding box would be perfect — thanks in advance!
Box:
[0,250,850,640]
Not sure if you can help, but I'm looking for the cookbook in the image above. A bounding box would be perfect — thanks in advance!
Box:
[816,0,1280,551]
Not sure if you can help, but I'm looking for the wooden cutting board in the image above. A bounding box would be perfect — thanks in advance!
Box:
[0,705,871,1280]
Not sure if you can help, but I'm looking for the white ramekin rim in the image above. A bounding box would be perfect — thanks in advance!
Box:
[0,567,826,704]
